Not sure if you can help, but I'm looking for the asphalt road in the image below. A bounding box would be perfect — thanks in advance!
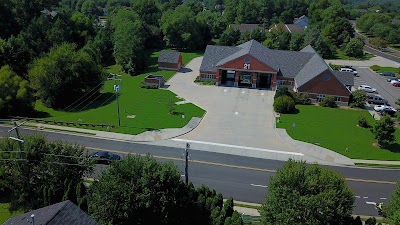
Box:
[363,46,400,64]
[0,125,398,216]
[354,67,400,107]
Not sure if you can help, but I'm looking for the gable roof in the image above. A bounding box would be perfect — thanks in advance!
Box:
[294,15,308,25]
[332,71,354,87]
[230,24,263,33]
[5,200,99,225]
[200,40,348,91]
[158,51,180,64]
[284,24,305,33]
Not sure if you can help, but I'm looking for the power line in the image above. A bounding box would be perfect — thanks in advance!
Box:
[62,81,107,112]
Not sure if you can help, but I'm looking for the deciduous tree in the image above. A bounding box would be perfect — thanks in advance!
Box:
[260,159,354,225]
[371,115,396,148]
[219,27,241,46]
[0,65,33,117]
[344,38,364,58]
[29,43,104,108]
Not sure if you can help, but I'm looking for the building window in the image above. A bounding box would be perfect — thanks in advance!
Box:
[277,80,286,85]
[288,81,294,86]
[204,74,214,79]
[317,94,325,102]
[335,96,341,102]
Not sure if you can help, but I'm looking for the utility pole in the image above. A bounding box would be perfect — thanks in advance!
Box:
[8,121,27,160]
[184,143,190,185]
[108,73,122,126]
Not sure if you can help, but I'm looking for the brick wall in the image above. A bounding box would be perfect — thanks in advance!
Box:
[219,54,277,72]
[158,62,179,70]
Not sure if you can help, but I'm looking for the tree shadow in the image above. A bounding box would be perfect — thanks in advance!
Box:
[385,143,400,153]
[179,68,192,73]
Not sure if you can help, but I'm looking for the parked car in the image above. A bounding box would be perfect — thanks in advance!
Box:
[374,105,387,111]
[387,77,399,82]
[89,151,121,164]
[382,107,397,116]
[340,67,358,76]
[379,71,395,77]
[358,85,377,93]
[392,80,400,87]
[367,94,388,105]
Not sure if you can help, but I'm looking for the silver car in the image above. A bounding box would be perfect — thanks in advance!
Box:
[358,85,377,93]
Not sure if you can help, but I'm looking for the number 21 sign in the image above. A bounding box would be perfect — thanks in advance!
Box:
[244,63,250,69]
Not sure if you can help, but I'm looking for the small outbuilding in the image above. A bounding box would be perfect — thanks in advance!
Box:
[144,75,165,88]
[158,51,182,71]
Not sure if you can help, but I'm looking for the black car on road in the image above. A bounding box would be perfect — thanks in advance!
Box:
[89,151,121,164]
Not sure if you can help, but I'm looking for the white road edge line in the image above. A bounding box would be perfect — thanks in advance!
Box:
[171,139,304,156]
[251,184,268,188]
[366,201,376,205]
[355,196,361,198]
[363,197,368,199]
[380,198,387,200]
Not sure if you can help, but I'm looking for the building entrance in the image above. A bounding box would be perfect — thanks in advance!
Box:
[257,73,271,89]
[238,72,252,87]
[221,70,235,86]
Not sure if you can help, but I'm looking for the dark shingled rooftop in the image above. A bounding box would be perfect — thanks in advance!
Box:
[158,51,180,64]
[200,40,353,91]
[4,200,99,225]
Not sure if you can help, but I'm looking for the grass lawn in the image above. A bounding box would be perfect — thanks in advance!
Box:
[276,105,400,160]
[370,65,400,74]
[335,49,374,60]
[0,203,23,224]
[34,50,205,135]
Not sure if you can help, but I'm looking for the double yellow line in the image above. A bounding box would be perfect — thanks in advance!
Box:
[87,147,397,185]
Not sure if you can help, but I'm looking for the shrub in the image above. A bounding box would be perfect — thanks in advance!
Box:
[329,63,341,71]
[350,90,367,108]
[291,92,311,105]
[358,116,369,128]
[274,86,292,99]
[370,65,381,71]
[274,95,295,113]
[319,96,337,108]
[139,82,158,89]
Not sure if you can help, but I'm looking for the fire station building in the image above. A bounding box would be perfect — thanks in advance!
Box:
[199,40,354,104]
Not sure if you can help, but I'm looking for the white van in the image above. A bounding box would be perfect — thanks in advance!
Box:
[340,67,358,76]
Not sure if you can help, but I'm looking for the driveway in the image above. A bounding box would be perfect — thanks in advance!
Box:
[167,57,295,151]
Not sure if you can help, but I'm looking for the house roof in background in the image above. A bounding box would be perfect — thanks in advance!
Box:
[284,24,305,33]
[293,15,308,25]
[4,200,99,225]
[158,51,181,64]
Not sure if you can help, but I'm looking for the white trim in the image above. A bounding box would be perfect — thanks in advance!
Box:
[219,67,277,74]
[297,92,349,98]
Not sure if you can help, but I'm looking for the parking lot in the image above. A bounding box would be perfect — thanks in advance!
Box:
[353,67,400,108]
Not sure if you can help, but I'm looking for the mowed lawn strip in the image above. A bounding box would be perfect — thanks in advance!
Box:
[276,105,400,160]
[0,203,23,224]
[34,51,205,135]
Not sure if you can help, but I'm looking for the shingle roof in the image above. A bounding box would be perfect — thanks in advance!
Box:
[200,40,348,91]
[230,24,263,33]
[158,51,180,64]
[332,71,355,86]
[295,53,330,88]
[294,15,308,25]
[4,200,99,225]
[284,24,305,33]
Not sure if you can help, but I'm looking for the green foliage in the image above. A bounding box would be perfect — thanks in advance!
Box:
[365,217,377,225]
[370,65,381,71]
[329,63,341,71]
[112,9,146,74]
[370,37,388,48]
[319,96,337,108]
[139,82,159,89]
[88,155,243,225]
[350,90,367,108]
[0,65,34,116]
[263,23,291,50]
[274,95,295,114]
[219,27,241,46]
[0,134,92,211]
[29,43,104,108]
[371,115,396,148]
[260,159,354,225]
[303,27,335,59]
[289,33,305,51]
[291,92,311,105]
[161,5,203,50]
[358,116,370,128]
[274,86,291,99]
[344,38,365,57]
